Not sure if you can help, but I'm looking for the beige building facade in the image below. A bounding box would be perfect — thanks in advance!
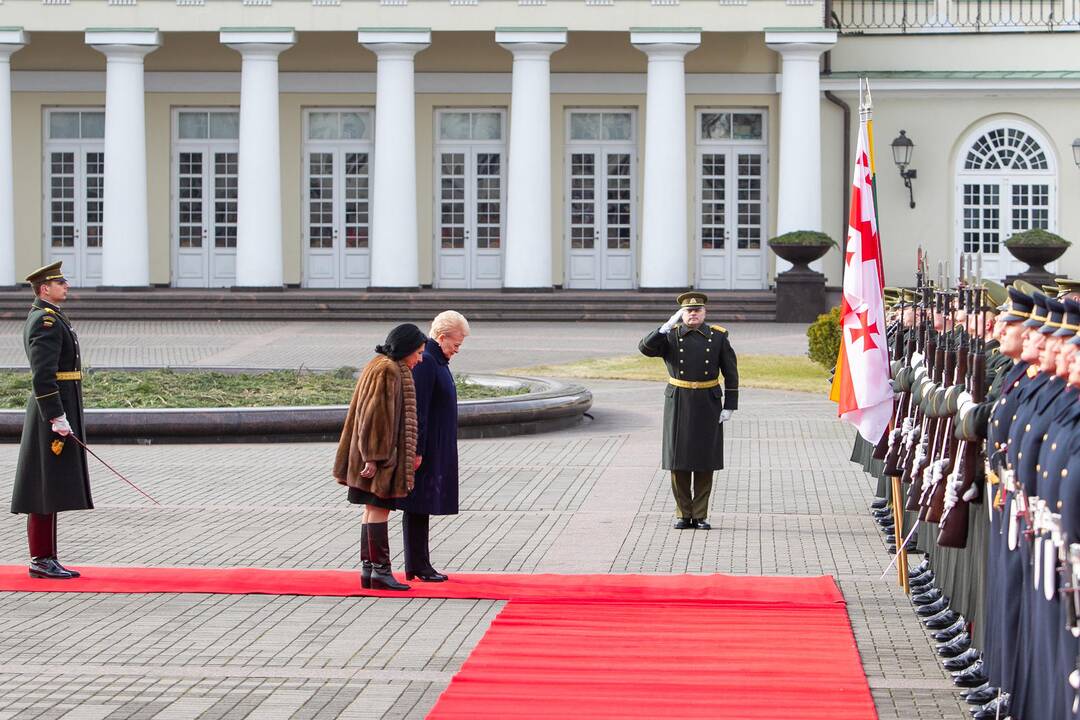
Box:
[0,1,1077,291]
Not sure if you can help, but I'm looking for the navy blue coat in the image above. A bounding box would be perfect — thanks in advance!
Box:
[398,338,459,515]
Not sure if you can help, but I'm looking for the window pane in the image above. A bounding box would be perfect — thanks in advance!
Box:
[570,113,601,141]
[602,113,632,141]
[308,112,338,140]
[80,112,105,139]
[49,112,80,139]
[439,112,471,140]
[701,113,730,140]
[471,112,501,140]
[178,112,209,139]
[732,113,762,141]
[209,112,240,140]
[341,112,369,140]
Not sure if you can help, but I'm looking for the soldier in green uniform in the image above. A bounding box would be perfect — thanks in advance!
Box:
[639,292,739,530]
[10,261,92,579]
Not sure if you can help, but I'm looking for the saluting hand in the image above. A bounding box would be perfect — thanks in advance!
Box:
[360,461,377,479]
[660,309,683,335]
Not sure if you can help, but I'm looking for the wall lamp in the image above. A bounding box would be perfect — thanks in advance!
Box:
[890,130,917,209]
[1072,138,1080,168]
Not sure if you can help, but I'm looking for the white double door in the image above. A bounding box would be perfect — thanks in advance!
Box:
[173,145,238,287]
[565,147,635,289]
[696,148,767,289]
[435,147,504,288]
[304,147,372,288]
[956,177,1054,281]
[44,144,103,287]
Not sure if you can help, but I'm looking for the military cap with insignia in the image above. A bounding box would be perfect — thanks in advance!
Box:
[901,288,919,303]
[1054,298,1080,339]
[677,291,708,309]
[1000,287,1034,324]
[1013,278,1040,296]
[1040,296,1066,334]
[980,279,1008,312]
[1054,277,1080,298]
[1024,292,1050,329]
[24,261,67,286]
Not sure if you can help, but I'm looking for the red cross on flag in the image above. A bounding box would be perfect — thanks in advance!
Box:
[829,98,894,443]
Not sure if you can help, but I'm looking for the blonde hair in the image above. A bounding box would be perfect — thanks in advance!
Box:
[430,310,471,339]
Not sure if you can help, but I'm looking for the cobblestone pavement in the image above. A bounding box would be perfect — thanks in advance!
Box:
[0,321,965,719]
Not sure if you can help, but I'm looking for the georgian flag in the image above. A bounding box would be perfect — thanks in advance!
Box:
[828,106,894,443]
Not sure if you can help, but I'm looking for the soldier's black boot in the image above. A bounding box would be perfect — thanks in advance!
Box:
[936,632,971,657]
[360,523,371,589]
[673,517,693,530]
[693,519,711,530]
[942,648,980,670]
[50,515,78,578]
[933,618,968,642]
[28,557,74,579]
[962,685,998,705]
[912,587,944,605]
[870,498,888,510]
[366,522,410,591]
[916,597,950,617]
[971,693,1009,719]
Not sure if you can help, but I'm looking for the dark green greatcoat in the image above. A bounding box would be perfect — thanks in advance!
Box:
[11,298,92,515]
[639,323,739,471]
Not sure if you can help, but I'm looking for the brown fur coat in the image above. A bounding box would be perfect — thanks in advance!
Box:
[333,354,417,499]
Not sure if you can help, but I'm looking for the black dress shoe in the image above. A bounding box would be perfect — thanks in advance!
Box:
[872,508,892,519]
[933,618,967,642]
[963,686,998,705]
[693,519,711,530]
[952,661,987,687]
[910,558,931,575]
[936,632,971,657]
[909,574,936,590]
[924,610,962,629]
[871,498,888,510]
[909,567,934,583]
[916,597,951,617]
[943,648,980,670]
[673,518,693,530]
[28,557,74,579]
[971,694,1009,719]
[959,682,990,699]
[51,557,80,578]
[913,588,944,605]
[406,569,448,582]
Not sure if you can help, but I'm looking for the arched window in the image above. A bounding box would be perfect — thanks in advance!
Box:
[955,120,1056,280]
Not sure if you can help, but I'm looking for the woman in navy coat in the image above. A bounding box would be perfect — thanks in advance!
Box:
[399,311,470,581]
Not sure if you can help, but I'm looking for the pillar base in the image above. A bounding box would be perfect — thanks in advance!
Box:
[775,270,827,323]
[1004,270,1055,289]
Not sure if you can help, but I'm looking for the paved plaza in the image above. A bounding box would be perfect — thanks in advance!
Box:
[0,321,965,719]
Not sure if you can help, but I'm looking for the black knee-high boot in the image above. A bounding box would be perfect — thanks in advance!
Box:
[404,512,446,582]
[360,522,371,589]
[366,522,409,591]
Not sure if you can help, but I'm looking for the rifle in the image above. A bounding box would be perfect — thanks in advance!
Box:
[906,280,942,511]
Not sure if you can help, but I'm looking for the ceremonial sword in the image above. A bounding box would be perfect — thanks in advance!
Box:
[65,434,161,505]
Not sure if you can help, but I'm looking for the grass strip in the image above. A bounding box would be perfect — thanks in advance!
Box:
[504,354,829,394]
[0,369,525,410]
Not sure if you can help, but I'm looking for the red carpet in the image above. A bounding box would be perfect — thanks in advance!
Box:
[0,567,876,718]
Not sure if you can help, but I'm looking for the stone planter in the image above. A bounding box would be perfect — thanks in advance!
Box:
[769,241,832,323]
[1005,243,1068,287]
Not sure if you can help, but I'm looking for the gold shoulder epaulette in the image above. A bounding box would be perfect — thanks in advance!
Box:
[710,324,727,333]
[43,308,56,315]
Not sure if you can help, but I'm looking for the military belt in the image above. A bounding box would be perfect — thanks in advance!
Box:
[55,371,82,381]
[668,377,720,390]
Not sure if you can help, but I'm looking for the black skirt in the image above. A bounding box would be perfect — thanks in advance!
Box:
[347,487,398,510]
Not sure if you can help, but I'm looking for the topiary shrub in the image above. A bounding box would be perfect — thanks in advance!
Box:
[768,230,838,247]
[807,306,843,370]
[1004,228,1071,248]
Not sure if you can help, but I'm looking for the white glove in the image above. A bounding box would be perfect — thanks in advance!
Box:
[50,414,71,437]
[659,309,683,335]
[720,409,733,424]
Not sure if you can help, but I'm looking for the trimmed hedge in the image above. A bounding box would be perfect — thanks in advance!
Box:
[807,306,843,370]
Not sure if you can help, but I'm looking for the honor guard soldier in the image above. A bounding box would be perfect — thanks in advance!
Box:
[10,261,92,579]
[639,292,739,530]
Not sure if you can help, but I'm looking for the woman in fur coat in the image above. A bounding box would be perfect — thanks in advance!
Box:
[334,323,428,591]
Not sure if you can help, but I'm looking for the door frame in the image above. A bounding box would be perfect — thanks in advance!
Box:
[432,107,508,289]
[562,108,638,290]
[693,107,769,290]
[42,107,105,288]
[301,107,375,288]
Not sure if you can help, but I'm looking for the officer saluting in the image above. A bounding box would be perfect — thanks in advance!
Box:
[10,261,92,579]
[639,292,739,530]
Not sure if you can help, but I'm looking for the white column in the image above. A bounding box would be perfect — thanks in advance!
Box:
[223,29,295,288]
[0,29,28,287]
[632,31,700,289]
[497,30,565,289]
[359,29,429,289]
[87,30,160,287]
[766,29,837,270]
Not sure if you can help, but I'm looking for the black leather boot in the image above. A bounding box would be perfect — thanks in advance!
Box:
[936,632,971,657]
[366,522,409,591]
[50,558,80,578]
[673,518,693,529]
[29,557,74,579]
[962,685,998,705]
[404,513,446,582]
[360,523,371,589]
[952,660,987,687]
